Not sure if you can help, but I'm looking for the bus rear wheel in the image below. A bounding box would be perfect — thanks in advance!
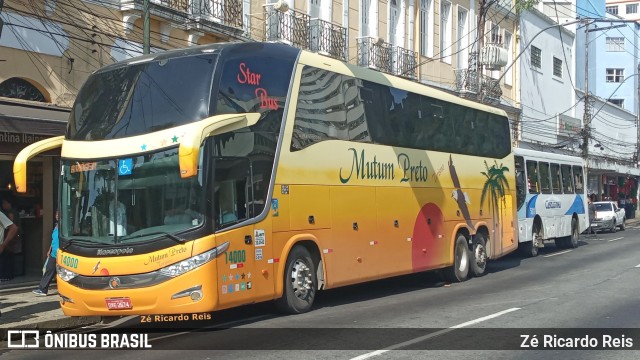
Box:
[471,233,488,277]
[444,234,470,283]
[275,245,317,314]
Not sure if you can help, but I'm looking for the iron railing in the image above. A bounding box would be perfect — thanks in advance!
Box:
[194,0,243,28]
[264,6,310,49]
[309,18,347,62]
[357,37,393,73]
[454,68,502,103]
[394,46,418,79]
[144,0,243,28]
[151,0,189,12]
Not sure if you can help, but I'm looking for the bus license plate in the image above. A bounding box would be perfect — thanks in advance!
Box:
[105,297,132,310]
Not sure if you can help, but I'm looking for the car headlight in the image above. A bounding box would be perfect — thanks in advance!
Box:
[57,264,78,282]
[159,242,229,278]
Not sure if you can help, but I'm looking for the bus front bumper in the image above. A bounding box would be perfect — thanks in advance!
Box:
[57,260,219,316]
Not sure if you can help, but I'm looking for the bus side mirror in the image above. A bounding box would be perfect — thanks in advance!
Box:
[179,113,260,178]
[14,136,64,193]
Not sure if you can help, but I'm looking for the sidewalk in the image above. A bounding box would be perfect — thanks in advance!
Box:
[0,282,101,340]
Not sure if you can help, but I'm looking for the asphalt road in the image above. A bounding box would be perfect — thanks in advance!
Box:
[4,225,640,359]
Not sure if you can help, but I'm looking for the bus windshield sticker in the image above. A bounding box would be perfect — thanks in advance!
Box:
[254,230,266,247]
[271,199,279,217]
[118,159,133,176]
[255,248,263,261]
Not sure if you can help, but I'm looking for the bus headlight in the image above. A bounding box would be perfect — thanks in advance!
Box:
[159,242,229,278]
[57,264,78,282]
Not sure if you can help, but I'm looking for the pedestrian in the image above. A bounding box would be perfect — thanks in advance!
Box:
[588,197,596,234]
[33,210,59,296]
[0,194,19,282]
[1,194,23,279]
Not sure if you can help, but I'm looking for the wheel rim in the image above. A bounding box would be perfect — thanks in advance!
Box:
[290,259,313,300]
[475,243,487,268]
[457,242,469,272]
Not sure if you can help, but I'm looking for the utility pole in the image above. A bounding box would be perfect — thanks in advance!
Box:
[143,0,150,54]
[637,63,640,168]
[582,20,590,160]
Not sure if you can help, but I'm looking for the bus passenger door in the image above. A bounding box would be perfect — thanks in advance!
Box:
[212,158,274,309]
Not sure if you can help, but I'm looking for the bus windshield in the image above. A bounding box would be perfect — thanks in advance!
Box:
[60,147,204,245]
[67,53,218,140]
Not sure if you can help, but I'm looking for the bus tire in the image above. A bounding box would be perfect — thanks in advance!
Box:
[521,240,538,257]
[470,233,488,277]
[568,218,579,249]
[444,234,470,283]
[275,245,317,314]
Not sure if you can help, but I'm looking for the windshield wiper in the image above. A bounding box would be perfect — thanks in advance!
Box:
[61,238,101,250]
[120,231,185,244]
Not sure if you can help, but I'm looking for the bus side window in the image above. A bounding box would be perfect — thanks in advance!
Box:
[550,163,562,194]
[515,156,526,210]
[538,162,551,194]
[561,164,574,193]
[573,165,584,194]
[526,160,540,194]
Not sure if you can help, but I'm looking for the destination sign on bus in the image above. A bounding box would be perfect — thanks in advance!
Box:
[70,162,97,173]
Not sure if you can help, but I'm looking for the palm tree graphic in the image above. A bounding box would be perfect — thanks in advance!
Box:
[480,160,510,244]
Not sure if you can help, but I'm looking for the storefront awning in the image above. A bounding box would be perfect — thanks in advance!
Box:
[0,101,69,136]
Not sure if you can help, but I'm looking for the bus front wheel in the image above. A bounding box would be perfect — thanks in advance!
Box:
[444,234,470,283]
[275,245,317,314]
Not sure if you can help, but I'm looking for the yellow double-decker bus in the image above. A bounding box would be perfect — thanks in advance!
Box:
[15,42,517,316]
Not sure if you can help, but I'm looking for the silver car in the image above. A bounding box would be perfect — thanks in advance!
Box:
[590,201,626,233]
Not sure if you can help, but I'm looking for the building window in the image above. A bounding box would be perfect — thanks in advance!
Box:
[0,77,47,102]
[361,0,371,37]
[440,1,452,63]
[531,46,541,69]
[420,0,433,57]
[608,99,624,108]
[553,57,562,78]
[606,68,624,82]
[626,3,638,13]
[490,24,502,44]
[456,7,468,69]
[606,37,625,52]
[606,5,618,14]
[504,31,513,85]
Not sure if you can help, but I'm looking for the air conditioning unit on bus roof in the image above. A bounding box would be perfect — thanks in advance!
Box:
[480,44,508,71]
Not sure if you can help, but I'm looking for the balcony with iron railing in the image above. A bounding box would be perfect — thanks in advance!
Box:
[453,67,502,103]
[394,46,418,80]
[193,0,243,28]
[121,0,243,30]
[357,37,418,79]
[357,37,393,73]
[309,18,347,62]
[264,5,310,49]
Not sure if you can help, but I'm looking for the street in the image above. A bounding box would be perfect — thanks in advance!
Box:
[3,226,640,359]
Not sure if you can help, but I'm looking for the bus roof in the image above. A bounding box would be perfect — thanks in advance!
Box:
[96,42,507,119]
[514,148,584,165]
[296,48,508,118]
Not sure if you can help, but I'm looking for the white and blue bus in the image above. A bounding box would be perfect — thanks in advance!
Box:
[514,148,588,257]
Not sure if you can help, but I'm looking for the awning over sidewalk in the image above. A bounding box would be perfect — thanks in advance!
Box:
[0,100,69,136]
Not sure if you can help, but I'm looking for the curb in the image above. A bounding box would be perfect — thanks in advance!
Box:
[1,316,102,341]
